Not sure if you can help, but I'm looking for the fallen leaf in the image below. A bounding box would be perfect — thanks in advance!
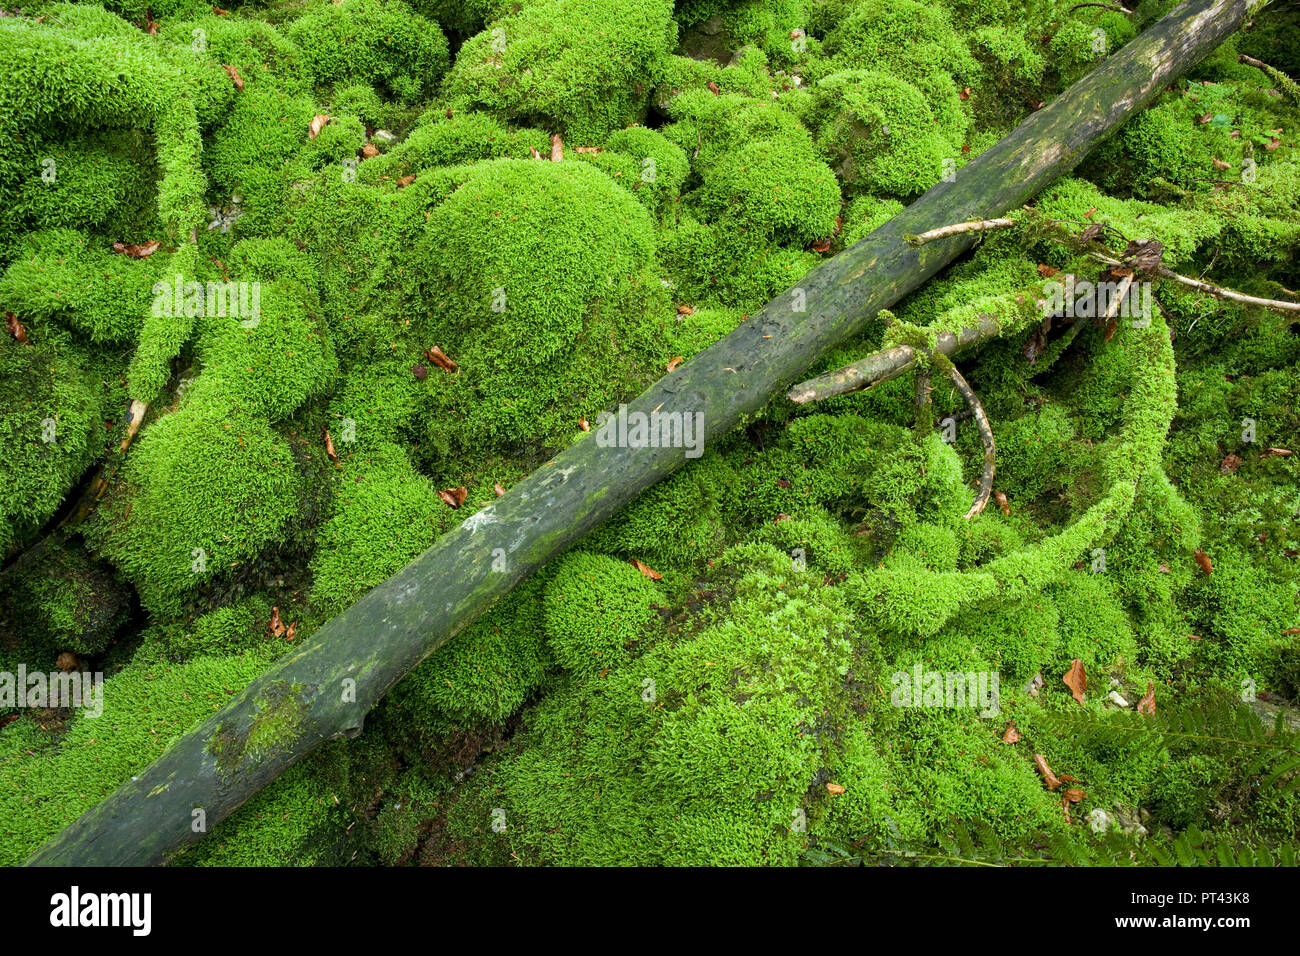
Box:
[269,606,286,638]
[1219,453,1243,474]
[1282,627,1300,636]
[411,363,428,380]
[1193,549,1213,575]
[395,174,416,188]
[424,346,457,372]
[811,237,832,252]
[1027,96,1045,110]
[631,558,662,581]
[308,114,333,140]
[959,86,971,100]
[56,652,78,673]
[1033,753,1062,790]
[1264,137,1280,150]
[666,355,684,372]
[1079,224,1105,243]
[826,782,846,795]
[575,145,603,154]
[1037,264,1060,278]
[1061,787,1086,823]
[439,486,468,509]
[285,621,298,642]
[1262,447,1293,458]
[774,513,791,524]
[494,482,506,497]
[1083,206,1097,220]
[1001,723,1021,744]
[111,240,161,259]
[529,146,542,160]
[550,133,563,162]
[6,312,29,345]
[1212,156,1232,170]
[222,63,244,91]
[1136,681,1156,715]
[212,5,230,14]
[361,143,379,159]
[707,81,720,95]
[1103,317,1118,342]
[323,429,339,463]
[677,303,695,315]
[1158,562,1170,573]
[1063,658,1087,705]
[578,416,590,432]
[994,490,1010,515]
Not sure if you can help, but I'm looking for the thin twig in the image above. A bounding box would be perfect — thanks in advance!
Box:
[946,362,996,519]
[1089,253,1300,313]
[1068,2,1133,14]
[1238,53,1300,105]
[905,218,1017,248]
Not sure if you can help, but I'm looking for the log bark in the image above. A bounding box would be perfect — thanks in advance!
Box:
[27,0,1259,866]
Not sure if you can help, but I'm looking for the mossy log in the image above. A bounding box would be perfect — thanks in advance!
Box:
[27,0,1259,866]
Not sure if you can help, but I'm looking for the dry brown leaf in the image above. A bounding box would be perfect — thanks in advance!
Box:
[222,63,244,91]
[1033,753,1062,790]
[1001,723,1021,744]
[1037,264,1060,278]
[1219,452,1243,475]
[666,355,684,372]
[959,86,971,100]
[6,311,29,345]
[494,482,506,497]
[112,240,161,259]
[308,114,333,140]
[323,429,339,463]
[1136,681,1156,715]
[1193,549,1213,575]
[1083,206,1097,219]
[529,146,542,160]
[631,558,662,581]
[395,174,416,188]
[1262,447,1293,458]
[677,304,695,315]
[285,621,298,642]
[56,652,78,673]
[575,145,603,154]
[212,5,230,14]
[424,345,457,372]
[1063,658,1087,705]
[707,81,720,95]
[1212,156,1232,170]
[550,133,563,162]
[578,416,590,432]
[438,486,468,509]
[1282,627,1300,636]
[994,490,1010,515]
[411,363,428,380]
[361,143,379,159]
[269,606,286,638]
[826,782,846,795]
[1061,787,1086,823]
[774,513,791,524]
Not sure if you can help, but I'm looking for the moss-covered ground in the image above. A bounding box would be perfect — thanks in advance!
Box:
[1,0,1298,866]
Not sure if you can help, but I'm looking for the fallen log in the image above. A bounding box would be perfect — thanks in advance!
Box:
[27,0,1262,865]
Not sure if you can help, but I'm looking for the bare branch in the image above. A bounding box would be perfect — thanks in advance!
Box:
[905,218,1017,248]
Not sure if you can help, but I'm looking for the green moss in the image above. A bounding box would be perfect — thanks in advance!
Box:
[286,0,450,102]
[84,398,305,617]
[543,551,662,677]
[443,0,677,141]
[0,341,104,553]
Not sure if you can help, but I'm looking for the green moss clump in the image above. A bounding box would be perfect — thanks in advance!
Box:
[443,0,677,142]
[84,399,305,617]
[543,551,662,677]
[412,158,663,460]
[286,0,450,102]
[0,341,104,554]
